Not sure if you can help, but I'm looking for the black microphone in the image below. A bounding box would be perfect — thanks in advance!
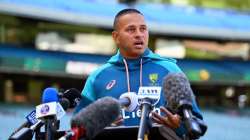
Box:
[60,88,82,108]
[59,98,70,111]
[163,73,207,139]
[59,96,121,140]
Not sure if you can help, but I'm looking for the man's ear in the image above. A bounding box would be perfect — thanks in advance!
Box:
[112,31,119,44]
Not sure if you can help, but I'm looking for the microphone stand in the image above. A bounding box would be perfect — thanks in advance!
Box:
[44,116,57,140]
[137,98,153,140]
[34,123,44,140]
[35,119,64,140]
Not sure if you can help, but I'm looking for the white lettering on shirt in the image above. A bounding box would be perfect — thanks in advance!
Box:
[121,107,161,120]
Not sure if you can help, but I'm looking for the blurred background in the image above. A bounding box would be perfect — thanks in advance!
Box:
[0,0,250,139]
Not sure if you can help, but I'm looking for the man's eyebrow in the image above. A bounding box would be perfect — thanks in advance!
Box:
[126,25,136,28]
[126,24,147,28]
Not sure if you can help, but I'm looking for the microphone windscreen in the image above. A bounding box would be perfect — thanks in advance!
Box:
[63,88,82,108]
[163,73,194,113]
[42,87,59,103]
[59,98,70,110]
[71,96,120,139]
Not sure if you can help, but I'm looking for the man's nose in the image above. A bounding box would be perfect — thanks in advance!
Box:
[134,29,143,38]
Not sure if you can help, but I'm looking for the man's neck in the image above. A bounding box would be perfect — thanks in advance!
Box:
[123,55,141,59]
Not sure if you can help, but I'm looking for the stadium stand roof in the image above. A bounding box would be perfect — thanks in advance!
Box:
[0,0,250,41]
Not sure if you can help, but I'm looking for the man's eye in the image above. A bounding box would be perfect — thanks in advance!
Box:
[140,27,147,32]
[127,28,135,32]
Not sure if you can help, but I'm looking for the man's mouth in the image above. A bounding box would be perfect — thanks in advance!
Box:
[134,41,144,48]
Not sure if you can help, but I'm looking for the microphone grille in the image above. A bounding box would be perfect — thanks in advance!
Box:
[42,87,58,103]
[163,73,194,112]
[60,98,70,110]
[71,96,120,139]
[63,88,82,108]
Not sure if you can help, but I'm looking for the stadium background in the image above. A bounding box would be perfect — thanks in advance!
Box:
[0,0,250,139]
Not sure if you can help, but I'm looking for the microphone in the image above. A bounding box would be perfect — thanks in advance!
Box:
[36,87,64,140]
[59,98,70,110]
[59,96,121,140]
[9,121,44,140]
[119,92,138,112]
[36,88,60,119]
[137,86,162,140]
[163,73,207,139]
[9,110,39,139]
[60,88,82,108]
[42,88,59,103]
[37,87,69,119]
[9,88,70,140]
[8,128,34,140]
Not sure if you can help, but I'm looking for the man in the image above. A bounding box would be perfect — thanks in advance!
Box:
[75,8,205,138]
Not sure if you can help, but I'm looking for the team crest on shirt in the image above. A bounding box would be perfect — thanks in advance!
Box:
[149,73,158,85]
[106,80,116,90]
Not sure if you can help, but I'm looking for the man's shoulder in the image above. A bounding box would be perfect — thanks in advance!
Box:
[152,58,182,73]
[87,63,114,80]
[151,56,177,66]
[147,50,177,64]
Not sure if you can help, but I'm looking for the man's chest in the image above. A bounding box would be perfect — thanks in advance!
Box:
[94,69,167,99]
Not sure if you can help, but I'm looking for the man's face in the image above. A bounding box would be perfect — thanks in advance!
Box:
[112,13,149,58]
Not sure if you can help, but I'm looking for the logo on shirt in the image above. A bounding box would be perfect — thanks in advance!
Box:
[149,73,158,84]
[106,80,116,90]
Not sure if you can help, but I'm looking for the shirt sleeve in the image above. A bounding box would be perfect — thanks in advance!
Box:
[73,75,96,114]
[81,76,97,101]
[73,63,111,114]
